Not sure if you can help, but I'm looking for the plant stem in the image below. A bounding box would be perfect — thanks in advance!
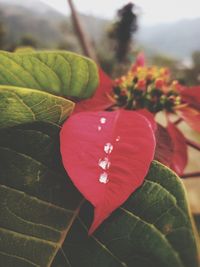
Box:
[186,138,200,151]
[174,118,183,125]
[67,0,98,62]
[181,172,200,178]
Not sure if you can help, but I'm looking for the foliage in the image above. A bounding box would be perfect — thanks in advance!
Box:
[0,50,199,267]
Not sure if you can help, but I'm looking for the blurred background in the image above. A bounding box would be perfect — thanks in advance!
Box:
[0,0,199,218]
[0,0,200,82]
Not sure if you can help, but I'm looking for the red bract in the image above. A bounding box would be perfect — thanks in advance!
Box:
[154,124,174,167]
[60,110,156,234]
[73,68,114,113]
[135,52,145,67]
[176,106,200,133]
[136,109,157,132]
[181,86,200,111]
[167,122,188,176]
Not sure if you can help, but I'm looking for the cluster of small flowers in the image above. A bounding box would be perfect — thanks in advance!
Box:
[112,65,182,113]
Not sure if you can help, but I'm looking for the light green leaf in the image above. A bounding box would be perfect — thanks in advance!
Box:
[0,51,99,98]
[0,123,199,267]
[0,85,74,128]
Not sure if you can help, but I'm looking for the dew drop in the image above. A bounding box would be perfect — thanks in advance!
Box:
[98,157,111,170]
[104,143,113,154]
[99,172,109,184]
[98,126,102,131]
[116,136,121,142]
[100,117,106,124]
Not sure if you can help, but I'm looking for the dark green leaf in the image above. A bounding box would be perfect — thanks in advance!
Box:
[54,162,199,267]
[0,123,198,267]
[0,122,82,267]
[0,51,99,99]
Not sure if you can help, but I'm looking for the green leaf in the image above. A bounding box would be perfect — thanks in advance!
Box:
[0,51,99,99]
[194,214,200,238]
[0,122,82,267]
[0,85,74,128]
[54,163,199,267]
[0,123,199,267]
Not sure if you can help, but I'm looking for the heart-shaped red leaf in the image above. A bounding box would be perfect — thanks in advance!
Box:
[176,106,200,133]
[73,68,114,113]
[60,110,155,234]
[167,122,188,175]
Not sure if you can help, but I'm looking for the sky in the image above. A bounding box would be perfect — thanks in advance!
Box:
[41,0,200,26]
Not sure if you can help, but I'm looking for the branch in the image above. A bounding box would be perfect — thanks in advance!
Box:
[181,172,200,179]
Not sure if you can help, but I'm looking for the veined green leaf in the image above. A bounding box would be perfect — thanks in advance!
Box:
[0,123,198,267]
[54,163,199,267]
[0,51,99,98]
[0,122,82,267]
[0,85,74,128]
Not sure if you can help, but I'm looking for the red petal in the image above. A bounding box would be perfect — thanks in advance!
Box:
[154,124,174,166]
[167,122,188,175]
[181,86,200,111]
[73,68,114,113]
[60,110,155,234]
[176,106,200,133]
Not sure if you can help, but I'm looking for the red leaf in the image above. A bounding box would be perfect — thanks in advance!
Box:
[176,106,200,133]
[136,109,157,132]
[60,110,155,234]
[73,68,114,113]
[167,122,188,175]
[181,86,200,111]
[154,124,174,166]
[135,52,145,67]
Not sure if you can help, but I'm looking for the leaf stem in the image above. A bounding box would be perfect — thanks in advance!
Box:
[174,118,183,125]
[181,172,200,178]
[186,138,200,151]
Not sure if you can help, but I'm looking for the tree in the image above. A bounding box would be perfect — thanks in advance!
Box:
[109,3,137,63]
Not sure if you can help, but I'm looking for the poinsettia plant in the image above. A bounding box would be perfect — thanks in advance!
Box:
[0,50,199,267]
[75,53,200,177]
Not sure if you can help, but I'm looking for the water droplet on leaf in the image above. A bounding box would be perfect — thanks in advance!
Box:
[104,143,113,154]
[98,157,111,170]
[99,172,109,184]
[100,117,106,124]
[116,136,121,142]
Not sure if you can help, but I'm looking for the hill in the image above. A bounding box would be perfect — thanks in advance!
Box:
[0,0,199,60]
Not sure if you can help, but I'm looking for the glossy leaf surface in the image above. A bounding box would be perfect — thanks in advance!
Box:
[60,110,156,233]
